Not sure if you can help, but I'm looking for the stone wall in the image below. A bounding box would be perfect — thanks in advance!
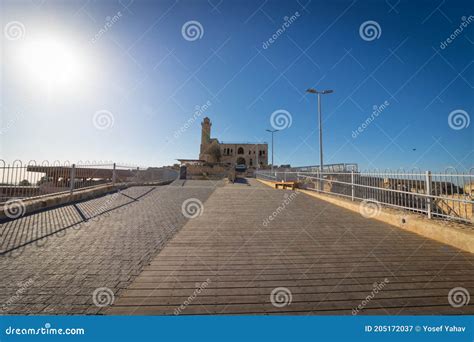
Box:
[186,164,230,180]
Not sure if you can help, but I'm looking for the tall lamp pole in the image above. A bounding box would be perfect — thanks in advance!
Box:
[266,129,278,174]
[306,88,334,190]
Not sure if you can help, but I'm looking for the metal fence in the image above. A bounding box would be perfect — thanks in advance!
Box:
[256,169,474,224]
[0,160,178,203]
[292,163,359,172]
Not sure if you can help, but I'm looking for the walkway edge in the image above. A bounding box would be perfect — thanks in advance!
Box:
[256,179,474,254]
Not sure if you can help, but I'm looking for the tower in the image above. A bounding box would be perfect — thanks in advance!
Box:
[200,117,211,154]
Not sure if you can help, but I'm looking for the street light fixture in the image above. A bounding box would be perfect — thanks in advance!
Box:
[266,129,279,174]
[306,88,334,190]
[307,89,333,95]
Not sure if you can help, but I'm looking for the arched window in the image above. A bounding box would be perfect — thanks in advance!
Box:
[237,147,244,155]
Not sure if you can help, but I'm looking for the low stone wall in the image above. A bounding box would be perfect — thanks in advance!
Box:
[186,164,229,180]
[136,168,178,182]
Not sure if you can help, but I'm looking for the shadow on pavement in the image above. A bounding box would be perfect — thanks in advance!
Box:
[0,187,157,256]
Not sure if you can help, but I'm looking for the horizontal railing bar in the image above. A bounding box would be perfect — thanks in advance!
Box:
[295,174,473,203]
[257,171,474,177]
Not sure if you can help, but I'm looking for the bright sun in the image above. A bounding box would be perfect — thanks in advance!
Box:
[19,38,83,88]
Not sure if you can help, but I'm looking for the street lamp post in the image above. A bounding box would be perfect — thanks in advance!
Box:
[266,129,278,175]
[306,88,334,191]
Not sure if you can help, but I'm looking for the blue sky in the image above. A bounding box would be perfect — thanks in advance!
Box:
[1,0,473,171]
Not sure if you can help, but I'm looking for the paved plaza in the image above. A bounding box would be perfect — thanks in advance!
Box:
[1,179,473,315]
[0,181,220,314]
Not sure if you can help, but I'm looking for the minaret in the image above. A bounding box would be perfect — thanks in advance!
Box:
[200,117,212,155]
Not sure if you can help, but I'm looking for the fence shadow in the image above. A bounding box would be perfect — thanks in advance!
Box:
[0,187,157,256]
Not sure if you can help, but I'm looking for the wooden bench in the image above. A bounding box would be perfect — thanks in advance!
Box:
[274,181,296,190]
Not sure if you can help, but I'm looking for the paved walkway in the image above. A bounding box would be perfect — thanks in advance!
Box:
[1,179,473,315]
[108,179,474,315]
[0,181,221,314]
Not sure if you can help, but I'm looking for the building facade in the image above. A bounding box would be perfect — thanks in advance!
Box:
[199,117,268,168]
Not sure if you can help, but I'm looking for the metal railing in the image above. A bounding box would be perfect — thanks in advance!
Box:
[0,160,178,203]
[257,169,474,224]
[292,163,359,172]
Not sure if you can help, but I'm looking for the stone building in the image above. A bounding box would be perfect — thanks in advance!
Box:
[199,117,268,168]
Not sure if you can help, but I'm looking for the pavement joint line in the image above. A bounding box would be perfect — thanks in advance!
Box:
[120,181,222,315]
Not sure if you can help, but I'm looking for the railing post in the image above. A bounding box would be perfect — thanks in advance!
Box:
[70,164,76,195]
[319,170,323,192]
[112,163,117,185]
[351,170,355,201]
[425,170,432,219]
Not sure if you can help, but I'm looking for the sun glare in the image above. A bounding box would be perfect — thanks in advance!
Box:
[19,37,83,89]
